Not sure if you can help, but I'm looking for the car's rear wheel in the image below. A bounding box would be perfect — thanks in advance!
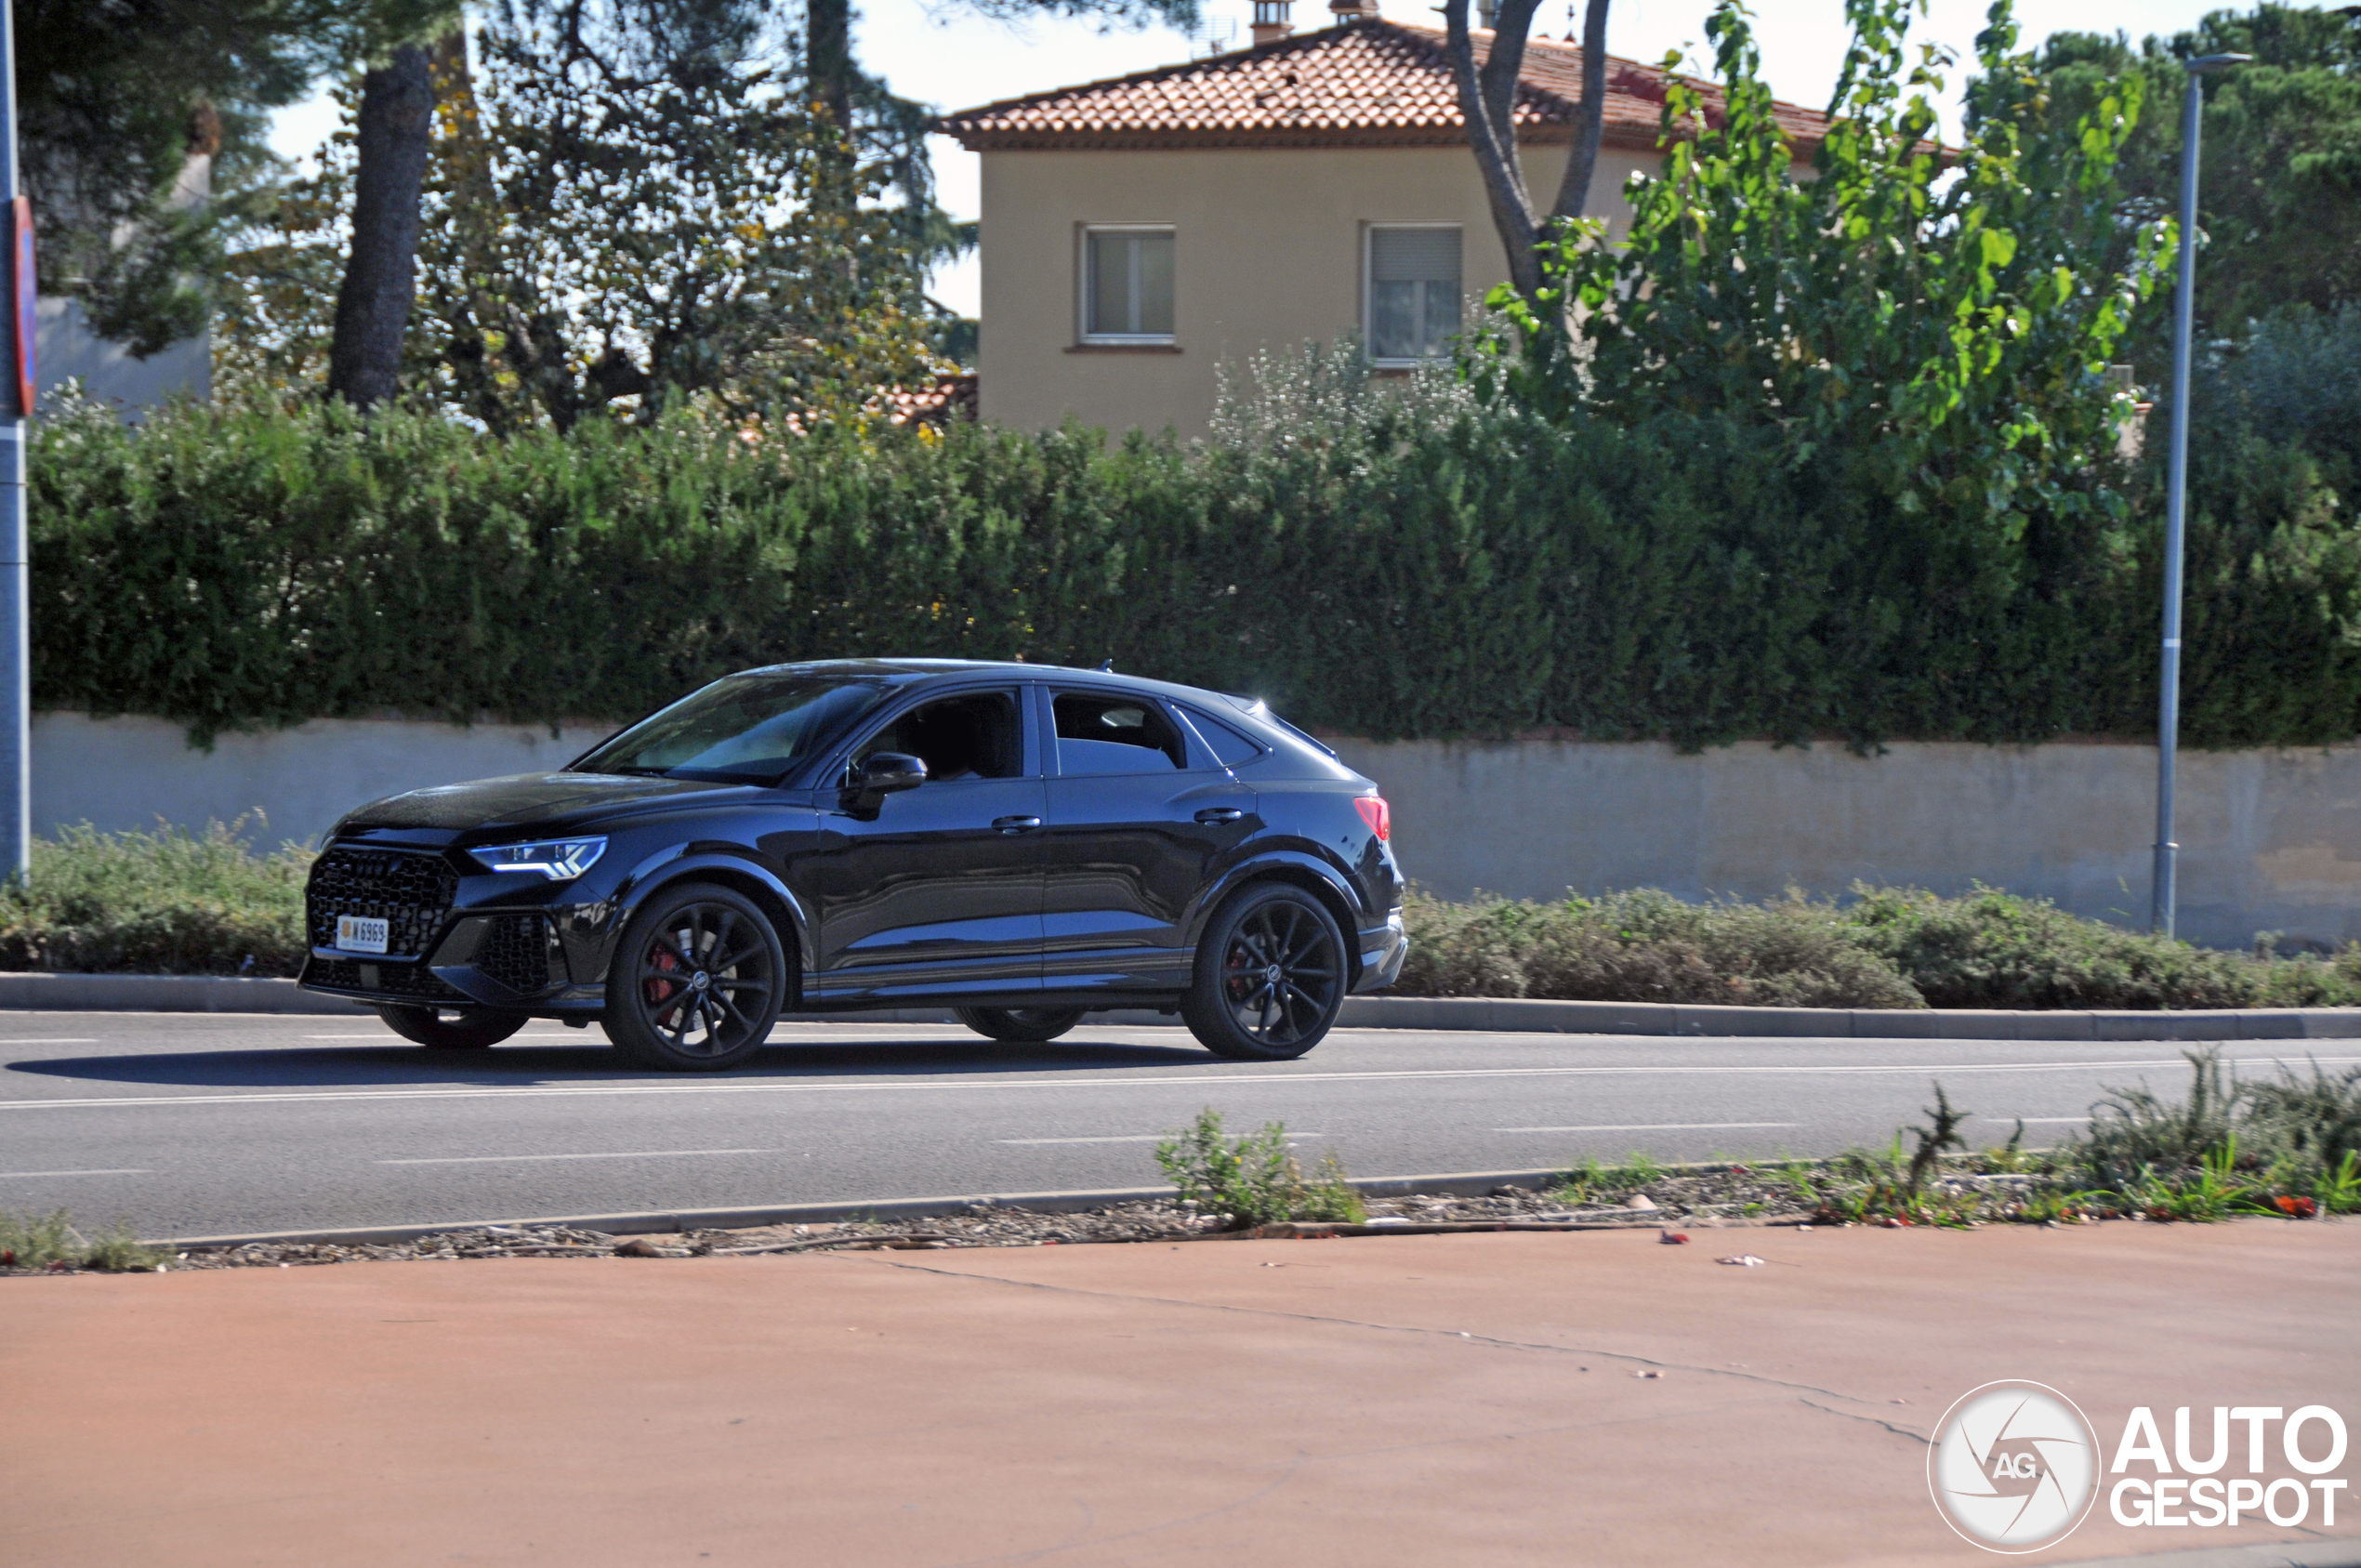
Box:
[1180,882,1347,1061]
[955,1006,1086,1043]
[374,1004,529,1050]
[600,883,786,1071]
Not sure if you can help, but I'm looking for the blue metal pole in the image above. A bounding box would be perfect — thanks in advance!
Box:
[0,0,26,887]
[2151,54,2248,940]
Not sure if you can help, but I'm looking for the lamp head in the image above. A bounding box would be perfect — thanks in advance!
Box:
[2185,52,2251,73]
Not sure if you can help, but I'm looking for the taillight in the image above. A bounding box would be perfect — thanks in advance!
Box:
[1354,796,1391,842]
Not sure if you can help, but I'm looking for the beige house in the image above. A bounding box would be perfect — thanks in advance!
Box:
[939,1,1832,435]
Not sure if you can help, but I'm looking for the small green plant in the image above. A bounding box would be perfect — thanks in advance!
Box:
[2126,1137,2262,1222]
[1619,1152,1665,1187]
[0,1207,77,1269]
[74,1219,167,1272]
[1906,1084,1972,1193]
[0,1208,165,1272]
[1154,1108,1366,1227]
[2315,1151,2361,1215]
[1981,1119,2034,1173]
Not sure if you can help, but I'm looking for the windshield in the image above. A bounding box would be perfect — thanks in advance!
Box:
[573,674,890,785]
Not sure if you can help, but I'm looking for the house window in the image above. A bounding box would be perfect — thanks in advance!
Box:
[1366,225,1461,364]
[1082,227,1176,342]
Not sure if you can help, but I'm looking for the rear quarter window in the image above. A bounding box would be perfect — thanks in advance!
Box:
[1180,706,1265,767]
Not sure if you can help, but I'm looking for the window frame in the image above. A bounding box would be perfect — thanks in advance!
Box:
[1362,221,1465,369]
[1077,224,1179,347]
[832,682,1038,786]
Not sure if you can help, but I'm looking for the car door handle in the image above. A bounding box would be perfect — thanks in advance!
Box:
[1194,808,1246,824]
[993,815,1043,835]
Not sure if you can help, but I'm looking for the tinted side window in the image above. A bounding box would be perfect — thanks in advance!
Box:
[1179,707,1263,767]
[1054,692,1183,774]
[858,691,1023,782]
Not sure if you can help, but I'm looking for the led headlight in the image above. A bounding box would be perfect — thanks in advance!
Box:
[468,837,607,880]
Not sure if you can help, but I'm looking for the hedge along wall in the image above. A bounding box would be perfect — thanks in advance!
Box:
[28,386,2361,748]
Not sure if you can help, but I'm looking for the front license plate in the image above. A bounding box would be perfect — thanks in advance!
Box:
[336,915,389,955]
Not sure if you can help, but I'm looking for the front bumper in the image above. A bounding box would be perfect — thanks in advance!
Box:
[300,910,602,1010]
[1352,909,1410,993]
[298,839,608,1011]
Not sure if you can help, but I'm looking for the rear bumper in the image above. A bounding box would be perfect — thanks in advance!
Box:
[1352,910,1409,993]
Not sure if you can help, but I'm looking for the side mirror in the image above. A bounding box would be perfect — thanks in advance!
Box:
[841,751,926,816]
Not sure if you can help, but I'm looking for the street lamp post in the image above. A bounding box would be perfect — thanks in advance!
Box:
[2151,52,2249,940]
[0,0,25,887]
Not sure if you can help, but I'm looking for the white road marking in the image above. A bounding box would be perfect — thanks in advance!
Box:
[997,1133,1327,1145]
[1494,1122,1800,1133]
[377,1148,780,1166]
[0,1039,100,1046]
[0,1167,152,1178]
[6,1055,2354,1113]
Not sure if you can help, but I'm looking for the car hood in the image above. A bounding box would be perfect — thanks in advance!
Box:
[335,772,761,834]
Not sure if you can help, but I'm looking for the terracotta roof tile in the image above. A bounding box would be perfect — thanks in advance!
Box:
[936,20,1830,153]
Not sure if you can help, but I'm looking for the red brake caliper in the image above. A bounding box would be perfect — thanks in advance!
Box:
[648,947,679,1010]
[1224,940,1253,1004]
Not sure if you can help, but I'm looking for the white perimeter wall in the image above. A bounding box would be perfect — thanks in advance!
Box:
[33,713,2361,953]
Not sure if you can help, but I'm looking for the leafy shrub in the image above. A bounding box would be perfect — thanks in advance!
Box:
[1397,884,2361,1011]
[1841,884,2361,1009]
[1396,888,1924,1009]
[1154,1108,1365,1227]
[2062,1050,2361,1215]
[30,333,2361,751]
[0,820,311,975]
[0,1208,165,1271]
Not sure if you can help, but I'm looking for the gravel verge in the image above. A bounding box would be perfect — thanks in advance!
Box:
[3,1166,2077,1275]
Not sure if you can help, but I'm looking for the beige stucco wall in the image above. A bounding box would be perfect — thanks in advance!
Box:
[1326,737,2361,955]
[33,713,2361,954]
[977,143,1656,437]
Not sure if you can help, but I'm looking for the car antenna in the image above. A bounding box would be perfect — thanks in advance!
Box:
[1098,658,1115,672]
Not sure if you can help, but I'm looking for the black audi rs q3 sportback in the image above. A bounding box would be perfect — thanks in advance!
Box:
[299,661,1409,1070]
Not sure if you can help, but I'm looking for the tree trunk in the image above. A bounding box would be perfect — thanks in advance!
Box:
[808,0,853,133]
[1442,0,1611,310]
[1547,0,1612,223]
[325,42,435,411]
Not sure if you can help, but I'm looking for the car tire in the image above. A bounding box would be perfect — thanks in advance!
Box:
[955,1006,1086,1043]
[1180,882,1348,1061]
[600,882,787,1071]
[374,1004,529,1050]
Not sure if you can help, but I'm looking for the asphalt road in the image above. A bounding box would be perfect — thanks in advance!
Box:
[4,1012,2350,1241]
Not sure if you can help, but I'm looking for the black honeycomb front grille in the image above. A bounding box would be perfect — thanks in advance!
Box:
[477,915,557,995]
[306,847,458,958]
[307,956,467,1002]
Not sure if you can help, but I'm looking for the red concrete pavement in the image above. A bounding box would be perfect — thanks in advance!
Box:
[3,1220,2355,1567]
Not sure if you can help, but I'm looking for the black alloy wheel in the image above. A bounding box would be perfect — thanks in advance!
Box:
[955,1006,1087,1044]
[374,1004,529,1050]
[1180,882,1347,1061]
[600,883,786,1071]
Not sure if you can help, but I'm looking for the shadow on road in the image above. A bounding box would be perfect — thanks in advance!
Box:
[7,1033,1218,1090]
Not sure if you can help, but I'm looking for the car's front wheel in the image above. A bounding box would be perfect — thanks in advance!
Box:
[1180,882,1347,1061]
[955,1006,1086,1043]
[600,883,787,1071]
[374,1004,529,1050]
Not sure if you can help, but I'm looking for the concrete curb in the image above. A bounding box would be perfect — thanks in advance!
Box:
[161,1166,1578,1250]
[9,972,2359,1041]
[1333,995,2361,1041]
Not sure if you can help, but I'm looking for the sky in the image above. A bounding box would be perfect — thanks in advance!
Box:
[269,0,2247,317]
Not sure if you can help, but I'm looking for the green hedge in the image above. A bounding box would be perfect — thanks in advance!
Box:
[30,341,2361,747]
[1397,886,2361,1011]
